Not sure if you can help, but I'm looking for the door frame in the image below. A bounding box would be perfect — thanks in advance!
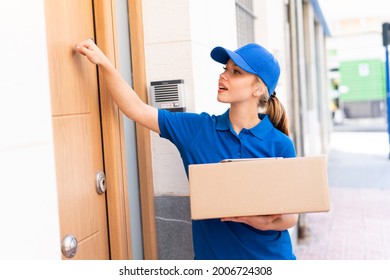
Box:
[93,0,157,259]
[93,0,132,259]
[126,0,158,260]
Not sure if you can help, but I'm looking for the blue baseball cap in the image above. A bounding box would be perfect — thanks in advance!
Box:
[210,43,280,94]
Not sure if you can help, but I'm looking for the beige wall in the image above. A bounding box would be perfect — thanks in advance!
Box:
[143,0,191,196]
[0,1,61,259]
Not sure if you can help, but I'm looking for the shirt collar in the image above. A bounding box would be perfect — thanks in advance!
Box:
[216,109,274,140]
[216,109,231,131]
[250,114,274,140]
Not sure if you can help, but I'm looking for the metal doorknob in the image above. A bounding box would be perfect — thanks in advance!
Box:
[96,171,106,194]
[61,234,78,258]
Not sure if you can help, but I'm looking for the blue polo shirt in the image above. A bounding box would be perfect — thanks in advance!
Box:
[158,109,297,260]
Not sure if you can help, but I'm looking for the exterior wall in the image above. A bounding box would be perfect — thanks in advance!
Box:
[315,22,332,154]
[143,0,192,198]
[288,0,331,156]
[303,2,325,155]
[0,1,61,259]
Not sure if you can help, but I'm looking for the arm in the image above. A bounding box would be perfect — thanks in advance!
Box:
[221,213,298,231]
[75,39,159,134]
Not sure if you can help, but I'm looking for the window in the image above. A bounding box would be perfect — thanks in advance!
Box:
[236,0,255,46]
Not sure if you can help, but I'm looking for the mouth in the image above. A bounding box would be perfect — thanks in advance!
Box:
[218,83,228,91]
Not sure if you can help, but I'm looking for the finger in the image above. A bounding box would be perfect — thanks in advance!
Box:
[83,38,96,50]
[270,214,282,221]
[223,217,245,223]
[221,217,238,222]
[75,38,95,50]
[79,38,94,46]
[74,44,96,59]
[74,45,89,56]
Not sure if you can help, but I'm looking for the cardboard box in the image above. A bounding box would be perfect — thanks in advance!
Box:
[189,155,330,220]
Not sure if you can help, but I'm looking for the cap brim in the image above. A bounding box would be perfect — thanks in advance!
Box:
[210,46,256,75]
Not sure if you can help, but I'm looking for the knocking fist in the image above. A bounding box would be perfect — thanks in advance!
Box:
[74,38,110,66]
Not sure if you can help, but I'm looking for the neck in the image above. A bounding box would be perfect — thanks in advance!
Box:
[229,104,260,134]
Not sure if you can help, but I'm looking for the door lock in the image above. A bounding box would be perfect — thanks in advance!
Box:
[96,171,106,194]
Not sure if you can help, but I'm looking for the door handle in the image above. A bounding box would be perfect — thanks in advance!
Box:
[61,234,78,258]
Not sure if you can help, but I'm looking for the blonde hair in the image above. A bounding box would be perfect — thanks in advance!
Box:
[257,79,290,136]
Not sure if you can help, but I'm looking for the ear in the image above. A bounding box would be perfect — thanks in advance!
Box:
[252,88,261,97]
[252,78,264,96]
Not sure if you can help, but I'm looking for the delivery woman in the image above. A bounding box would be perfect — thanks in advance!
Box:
[75,39,298,260]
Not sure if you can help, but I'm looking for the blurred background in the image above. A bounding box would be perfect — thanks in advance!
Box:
[295,0,390,259]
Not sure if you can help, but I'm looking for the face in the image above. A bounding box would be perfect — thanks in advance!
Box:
[217,59,261,105]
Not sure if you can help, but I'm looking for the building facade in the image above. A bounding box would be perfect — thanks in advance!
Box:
[0,0,330,260]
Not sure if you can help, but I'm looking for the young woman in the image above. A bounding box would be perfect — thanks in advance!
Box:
[75,40,298,260]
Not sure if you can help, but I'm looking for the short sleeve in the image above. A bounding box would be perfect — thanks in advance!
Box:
[281,139,296,158]
[158,109,207,151]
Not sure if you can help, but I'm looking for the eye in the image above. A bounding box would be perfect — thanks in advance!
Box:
[222,66,241,74]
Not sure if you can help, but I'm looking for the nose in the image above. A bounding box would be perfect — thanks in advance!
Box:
[220,71,227,80]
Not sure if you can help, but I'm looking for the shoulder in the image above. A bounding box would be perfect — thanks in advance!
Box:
[271,129,296,157]
[259,115,296,157]
[158,109,224,125]
[158,109,215,138]
[158,109,213,123]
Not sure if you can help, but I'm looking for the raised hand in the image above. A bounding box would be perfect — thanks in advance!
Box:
[75,38,111,67]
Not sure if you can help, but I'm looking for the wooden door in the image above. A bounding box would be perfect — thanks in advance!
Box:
[45,0,109,259]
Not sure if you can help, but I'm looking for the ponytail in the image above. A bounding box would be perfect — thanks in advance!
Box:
[256,78,290,136]
[265,92,290,136]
